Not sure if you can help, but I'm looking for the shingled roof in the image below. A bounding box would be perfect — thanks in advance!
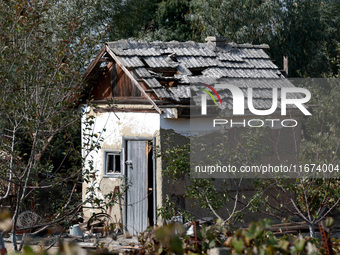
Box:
[85,37,298,111]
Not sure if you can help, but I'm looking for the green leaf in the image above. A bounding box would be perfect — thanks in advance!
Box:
[209,240,216,248]
[294,237,307,252]
[232,238,245,253]
[169,236,183,254]
[23,246,35,255]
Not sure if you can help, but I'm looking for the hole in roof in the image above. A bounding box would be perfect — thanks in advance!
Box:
[162,71,177,77]
[149,68,177,77]
[189,68,207,76]
[159,79,178,89]
[168,53,177,62]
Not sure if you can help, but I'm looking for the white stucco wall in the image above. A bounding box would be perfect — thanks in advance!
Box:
[82,105,161,222]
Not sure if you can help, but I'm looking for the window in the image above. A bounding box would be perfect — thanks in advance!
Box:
[104,151,121,177]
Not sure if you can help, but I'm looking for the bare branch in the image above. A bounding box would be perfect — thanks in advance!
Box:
[205,196,223,221]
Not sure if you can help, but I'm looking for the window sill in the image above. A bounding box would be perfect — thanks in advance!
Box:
[103,174,124,178]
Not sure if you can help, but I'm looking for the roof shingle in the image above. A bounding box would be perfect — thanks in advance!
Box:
[105,39,293,109]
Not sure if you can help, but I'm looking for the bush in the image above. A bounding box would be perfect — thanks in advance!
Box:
[139,219,322,254]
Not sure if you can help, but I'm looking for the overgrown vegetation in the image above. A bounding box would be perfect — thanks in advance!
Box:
[0,0,120,251]
[250,78,340,237]
[139,219,327,254]
[159,129,269,224]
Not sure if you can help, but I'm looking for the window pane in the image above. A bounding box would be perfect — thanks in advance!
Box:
[115,155,121,173]
[107,154,114,173]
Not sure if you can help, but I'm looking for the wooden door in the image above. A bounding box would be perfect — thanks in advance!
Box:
[125,140,148,235]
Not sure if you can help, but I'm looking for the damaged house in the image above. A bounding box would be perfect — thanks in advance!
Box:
[82,37,304,235]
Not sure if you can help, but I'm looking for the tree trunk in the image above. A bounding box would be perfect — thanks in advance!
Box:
[309,223,315,238]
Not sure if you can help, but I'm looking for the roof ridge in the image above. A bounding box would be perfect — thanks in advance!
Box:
[106,40,269,49]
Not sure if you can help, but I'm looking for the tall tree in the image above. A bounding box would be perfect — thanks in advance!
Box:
[189,0,281,44]
[146,0,193,41]
[88,0,161,41]
[0,0,104,250]
[269,0,340,77]
[188,0,339,77]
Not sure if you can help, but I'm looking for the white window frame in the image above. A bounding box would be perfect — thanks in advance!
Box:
[103,150,123,177]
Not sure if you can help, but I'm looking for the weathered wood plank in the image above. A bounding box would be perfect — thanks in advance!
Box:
[105,46,162,114]
[126,140,148,235]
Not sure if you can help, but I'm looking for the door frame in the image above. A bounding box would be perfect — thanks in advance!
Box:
[122,136,157,233]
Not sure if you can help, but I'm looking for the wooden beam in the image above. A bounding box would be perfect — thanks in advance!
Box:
[94,108,158,113]
[105,45,162,114]
[90,98,176,105]
[83,46,107,79]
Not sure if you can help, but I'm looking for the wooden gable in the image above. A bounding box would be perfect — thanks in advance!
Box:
[91,62,143,100]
